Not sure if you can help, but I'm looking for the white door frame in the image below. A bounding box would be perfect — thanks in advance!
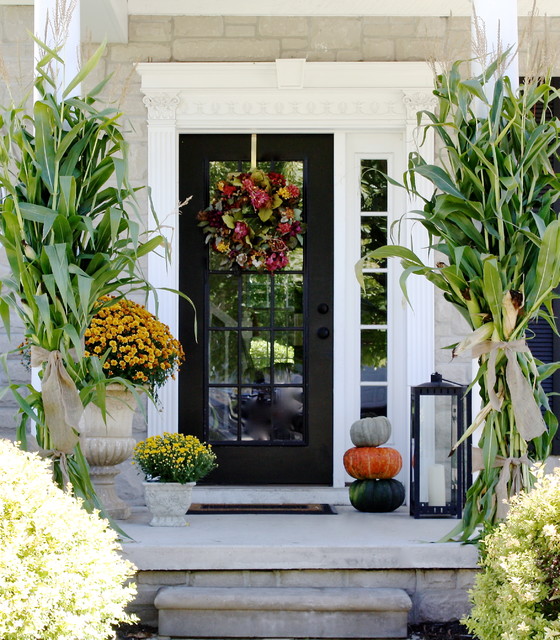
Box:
[137,59,436,489]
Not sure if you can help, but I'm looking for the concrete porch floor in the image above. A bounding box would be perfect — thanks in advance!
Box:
[118,501,479,637]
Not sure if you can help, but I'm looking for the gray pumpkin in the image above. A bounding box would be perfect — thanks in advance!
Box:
[350,416,391,447]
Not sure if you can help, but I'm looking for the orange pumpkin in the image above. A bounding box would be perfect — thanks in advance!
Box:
[343,447,402,480]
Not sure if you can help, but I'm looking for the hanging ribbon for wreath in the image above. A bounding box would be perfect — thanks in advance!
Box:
[197,134,306,273]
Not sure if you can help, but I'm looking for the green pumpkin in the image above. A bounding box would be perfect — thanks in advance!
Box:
[350,416,391,447]
[349,479,405,513]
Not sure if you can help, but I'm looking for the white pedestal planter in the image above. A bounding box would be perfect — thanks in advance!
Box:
[80,384,137,520]
[144,482,196,527]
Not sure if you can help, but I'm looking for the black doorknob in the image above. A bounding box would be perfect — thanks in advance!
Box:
[317,303,329,314]
[317,327,330,339]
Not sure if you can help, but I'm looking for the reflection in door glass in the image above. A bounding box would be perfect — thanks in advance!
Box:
[209,387,238,441]
[360,273,387,325]
[242,274,271,327]
[209,331,238,384]
[242,332,272,384]
[361,159,388,211]
[207,160,306,444]
[209,274,238,327]
[274,273,304,327]
[361,386,388,418]
[361,329,387,381]
[361,216,387,268]
[273,387,304,441]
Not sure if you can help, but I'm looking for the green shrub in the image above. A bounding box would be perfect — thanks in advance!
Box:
[0,439,137,639]
[464,466,560,640]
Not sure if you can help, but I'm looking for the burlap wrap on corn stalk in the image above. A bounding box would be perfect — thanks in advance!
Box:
[30,347,83,486]
[467,339,545,518]
[472,339,546,441]
[471,447,532,519]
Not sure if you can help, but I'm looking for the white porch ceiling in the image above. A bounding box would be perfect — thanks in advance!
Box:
[1,0,558,43]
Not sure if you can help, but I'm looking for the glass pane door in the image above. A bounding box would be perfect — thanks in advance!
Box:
[179,134,333,484]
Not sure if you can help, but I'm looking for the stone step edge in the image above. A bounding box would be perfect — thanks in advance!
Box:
[155,586,412,613]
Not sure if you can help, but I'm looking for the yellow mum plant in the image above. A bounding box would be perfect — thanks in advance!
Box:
[133,433,217,484]
[85,297,185,397]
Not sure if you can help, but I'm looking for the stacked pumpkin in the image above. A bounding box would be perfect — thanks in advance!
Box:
[344,416,405,513]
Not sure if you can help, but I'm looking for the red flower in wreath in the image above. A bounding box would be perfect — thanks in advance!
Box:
[197,169,305,273]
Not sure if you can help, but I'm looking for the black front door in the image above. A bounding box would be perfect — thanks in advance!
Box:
[178,134,333,484]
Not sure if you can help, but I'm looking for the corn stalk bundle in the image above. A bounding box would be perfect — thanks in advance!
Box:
[366,59,560,541]
[0,41,167,511]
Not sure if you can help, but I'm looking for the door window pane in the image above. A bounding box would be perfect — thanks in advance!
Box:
[361,159,388,212]
[361,216,387,268]
[361,329,387,381]
[361,273,387,325]
[209,331,238,384]
[209,387,238,441]
[274,331,303,381]
[274,273,304,327]
[240,387,272,441]
[242,332,271,384]
[273,387,304,441]
[242,274,271,327]
[209,274,238,327]
[361,386,387,418]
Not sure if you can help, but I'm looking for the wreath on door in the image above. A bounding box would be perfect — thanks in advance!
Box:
[197,169,305,273]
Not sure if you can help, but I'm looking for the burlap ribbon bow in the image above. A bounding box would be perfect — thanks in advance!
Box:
[471,339,545,441]
[472,447,531,519]
[30,347,83,455]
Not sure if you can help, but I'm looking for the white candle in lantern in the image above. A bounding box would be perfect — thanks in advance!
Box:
[428,464,446,507]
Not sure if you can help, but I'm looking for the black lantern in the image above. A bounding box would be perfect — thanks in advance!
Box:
[410,373,472,518]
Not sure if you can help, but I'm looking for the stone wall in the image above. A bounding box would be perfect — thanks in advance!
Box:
[0,8,558,501]
[132,567,477,627]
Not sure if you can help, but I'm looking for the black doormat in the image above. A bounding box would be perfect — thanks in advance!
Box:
[188,503,337,515]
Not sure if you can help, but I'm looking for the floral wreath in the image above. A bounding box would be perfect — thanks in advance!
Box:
[197,169,305,273]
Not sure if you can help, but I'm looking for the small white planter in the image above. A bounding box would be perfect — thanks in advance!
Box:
[143,481,196,527]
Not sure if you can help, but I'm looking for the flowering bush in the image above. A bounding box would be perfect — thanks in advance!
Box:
[84,297,184,396]
[197,169,305,272]
[0,439,136,640]
[464,466,560,640]
[133,432,217,484]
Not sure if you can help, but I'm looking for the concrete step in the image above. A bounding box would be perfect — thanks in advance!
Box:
[155,585,412,639]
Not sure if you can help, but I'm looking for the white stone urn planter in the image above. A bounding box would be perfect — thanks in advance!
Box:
[79,383,137,520]
[143,481,196,527]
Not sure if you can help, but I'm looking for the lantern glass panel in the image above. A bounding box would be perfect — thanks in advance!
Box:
[418,394,458,508]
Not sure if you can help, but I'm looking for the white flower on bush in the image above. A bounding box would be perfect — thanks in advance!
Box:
[465,466,560,640]
[0,439,137,640]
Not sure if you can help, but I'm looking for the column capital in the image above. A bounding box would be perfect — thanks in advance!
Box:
[402,91,438,122]
[143,93,181,121]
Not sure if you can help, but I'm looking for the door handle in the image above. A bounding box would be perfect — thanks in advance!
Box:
[317,327,330,339]
[317,303,329,314]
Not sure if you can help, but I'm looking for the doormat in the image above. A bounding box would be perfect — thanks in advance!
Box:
[188,503,337,515]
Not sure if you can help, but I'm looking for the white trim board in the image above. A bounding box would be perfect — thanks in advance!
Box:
[127,0,558,17]
[137,60,436,489]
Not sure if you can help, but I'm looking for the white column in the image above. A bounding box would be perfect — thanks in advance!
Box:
[472,0,519,94]
[143,93,181,437]
[403,91,437,389]
[34,0,81,97]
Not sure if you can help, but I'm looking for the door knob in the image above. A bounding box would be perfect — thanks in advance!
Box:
[317,303,329,314]
[317,327,330,339]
